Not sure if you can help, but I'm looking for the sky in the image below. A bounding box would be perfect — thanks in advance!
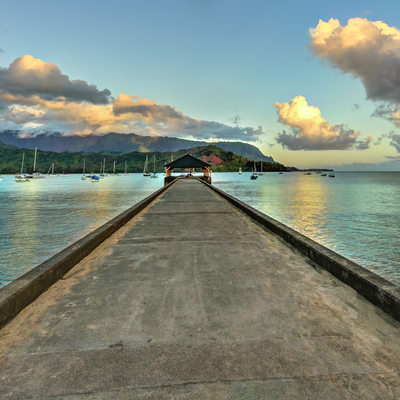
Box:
[1,0,400,169]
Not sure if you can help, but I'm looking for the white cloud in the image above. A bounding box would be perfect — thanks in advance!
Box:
[309,18,400,104]
[0,56,263,142]
[274,96,364,150]
[0,55,111,104]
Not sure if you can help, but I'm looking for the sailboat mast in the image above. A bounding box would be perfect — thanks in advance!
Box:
[103,158,106,174]
[83,157,86,175]
[113,160,116,174]
[21,152,25,174]
[143,154,148,174]
[33,146,37,172]
[125,161,127,174]
[153,154,155,173]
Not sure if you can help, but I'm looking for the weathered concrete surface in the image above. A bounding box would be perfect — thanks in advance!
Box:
[0,181,175,328]
[201,179,400,322]
[1,179,400,399]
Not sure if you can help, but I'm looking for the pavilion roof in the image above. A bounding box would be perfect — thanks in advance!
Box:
[164,153,210,169]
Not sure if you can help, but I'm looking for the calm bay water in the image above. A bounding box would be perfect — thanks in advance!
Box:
[0,174,163,287]
[0,171,399,287]
[213,171,400,285]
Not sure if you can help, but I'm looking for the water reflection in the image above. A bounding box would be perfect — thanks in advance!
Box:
[279,174,330,247]
[1,172,400,287]
[0,174,163,287]
[213,172,400,285]
[9,180,40,282]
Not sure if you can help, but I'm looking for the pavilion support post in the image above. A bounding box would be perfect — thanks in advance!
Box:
[164,167,177,186]
[202,167,212,184]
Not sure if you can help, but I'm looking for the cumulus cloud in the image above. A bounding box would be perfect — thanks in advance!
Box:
[309,18,400,103]
[0,55,263,141]
[113,93,183,120]
[274,95,364,150]
[0,55,111,104]
[388,133,400,152]
[308,17,400,152]
[355,135,372,149]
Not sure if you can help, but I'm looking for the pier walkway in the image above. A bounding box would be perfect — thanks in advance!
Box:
[1,179,400,399]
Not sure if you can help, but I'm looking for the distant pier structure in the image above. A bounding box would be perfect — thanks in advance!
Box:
[164,153,211,186]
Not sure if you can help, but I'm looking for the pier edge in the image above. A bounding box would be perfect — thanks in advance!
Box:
[0,179,178,328]
[198,178,400,322]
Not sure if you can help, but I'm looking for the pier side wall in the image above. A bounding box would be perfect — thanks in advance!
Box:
[198,178,400,322]
[0,180,177,328]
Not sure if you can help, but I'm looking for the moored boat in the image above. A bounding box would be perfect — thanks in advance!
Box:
[150,154,158,178]
[15,152,30,183]
[143,154,151,176]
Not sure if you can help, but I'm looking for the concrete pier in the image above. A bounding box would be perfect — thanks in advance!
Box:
[1,179,400,399]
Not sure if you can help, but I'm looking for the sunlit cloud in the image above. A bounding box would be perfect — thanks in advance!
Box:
[274,95,366,150]
[309,18,400,104]
[309,17,400,141]
[0,55,263,142]
[0,55,111,104]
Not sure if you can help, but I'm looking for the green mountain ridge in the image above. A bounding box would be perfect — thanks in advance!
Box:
[0,131,275,163]
[0,141,290,174]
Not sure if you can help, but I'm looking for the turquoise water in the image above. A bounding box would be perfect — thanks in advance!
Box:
[0,171,399,287]
[213,171,400,285]
[0,174,163,287]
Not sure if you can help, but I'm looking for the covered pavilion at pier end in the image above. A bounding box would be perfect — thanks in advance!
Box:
[164,153,211,185]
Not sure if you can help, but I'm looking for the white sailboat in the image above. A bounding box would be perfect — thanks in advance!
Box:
[99,158,106,178]
[31,146,45,179]
[81,157,87,180]
[47,163,56,177]
[258,161,264,176]
[143,154,151,176]
[250,161,258,180]
[150,154,158,178]
[15,152,30,182]
[112,160,120,176]
[239,167,242,175]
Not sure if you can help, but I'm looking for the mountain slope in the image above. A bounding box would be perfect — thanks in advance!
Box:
[0,131,274,162]
[0,144,288,174]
